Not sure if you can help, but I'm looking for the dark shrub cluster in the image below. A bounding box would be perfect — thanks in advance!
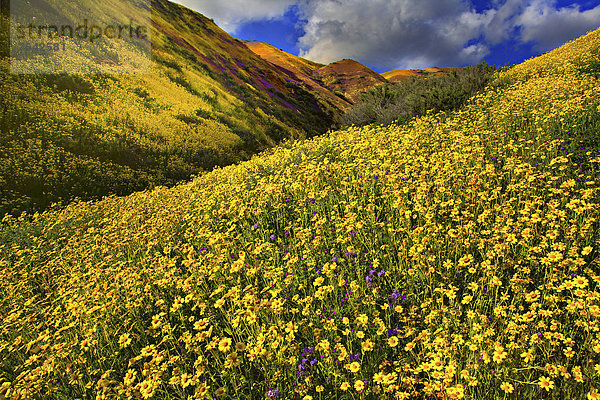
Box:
[342,62,498,127]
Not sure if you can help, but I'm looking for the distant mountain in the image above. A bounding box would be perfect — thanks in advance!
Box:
[314,59,389,103]
[382,68,422,82]
[383,67,464,82]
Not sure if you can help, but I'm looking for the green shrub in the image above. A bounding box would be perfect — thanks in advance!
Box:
[46,74,96,94]
[342,62,497,127]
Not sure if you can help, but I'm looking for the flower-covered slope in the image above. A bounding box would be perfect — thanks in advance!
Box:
[1,27,600,400]
[0,0,337,216]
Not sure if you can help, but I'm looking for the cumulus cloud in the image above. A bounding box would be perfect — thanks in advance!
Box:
[297,0,494,70]
[173,0,600,70]
[516,0,600,51]
[483,0,528,45]
[172,0,297,32]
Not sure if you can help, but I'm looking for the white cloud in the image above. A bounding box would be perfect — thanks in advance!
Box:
[172,0,600,71]
[482,0,527,45]
[516,0,600,51]
[296,0,600,70]
[297,0,494,70]
[172,0,297,32]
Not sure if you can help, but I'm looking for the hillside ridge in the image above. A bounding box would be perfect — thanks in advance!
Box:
[0,0,341,215]
[244,40,352,111]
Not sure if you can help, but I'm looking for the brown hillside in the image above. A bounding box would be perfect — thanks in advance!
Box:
[423,66,463,74]
[245,41,324,77]
[245,41,351,111]
[315,59,388,103]
[383,66,465,82]
[381,67,462,82]
[382,69,421,82]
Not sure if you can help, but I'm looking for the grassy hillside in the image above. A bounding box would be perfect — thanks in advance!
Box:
[1,25,600,400]
[0,0,337,216]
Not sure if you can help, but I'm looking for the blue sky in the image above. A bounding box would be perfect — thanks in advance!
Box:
[173,0,600,73]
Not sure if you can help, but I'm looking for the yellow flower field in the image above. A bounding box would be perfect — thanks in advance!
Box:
[1,27,600,400]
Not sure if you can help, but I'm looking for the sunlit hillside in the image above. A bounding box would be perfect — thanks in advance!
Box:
[245,41,325,77]
[1,24,600,400]
[314,59,388,103]
[0,0,338,216]
[381,68,421,81]
[244,41,352,112]
[382,67,463,82]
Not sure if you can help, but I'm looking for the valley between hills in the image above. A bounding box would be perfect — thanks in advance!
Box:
[1,1,600,400]
[0,0,462,216]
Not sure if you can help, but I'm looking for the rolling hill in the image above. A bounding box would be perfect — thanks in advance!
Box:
[244,40,352,112]
[314,59,389,103]
[1,21,599,400]
[0,0,344,216]
[0,0,469,217]
[244,42,404,110]
[244,41,324,79]
[381,68,422,82]
[382,67,464,82]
